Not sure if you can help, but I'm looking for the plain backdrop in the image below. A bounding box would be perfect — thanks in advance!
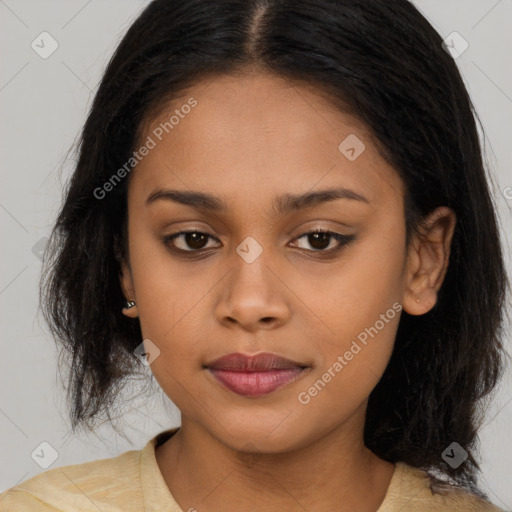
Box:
[1,0,511,509]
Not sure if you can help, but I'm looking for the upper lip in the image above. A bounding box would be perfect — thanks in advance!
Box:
[206,352,309,371]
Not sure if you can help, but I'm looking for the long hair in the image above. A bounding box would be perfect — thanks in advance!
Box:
[39,0,510,494]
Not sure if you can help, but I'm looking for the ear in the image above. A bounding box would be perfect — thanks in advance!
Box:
[114,234,138,319]
[402,206,456,315]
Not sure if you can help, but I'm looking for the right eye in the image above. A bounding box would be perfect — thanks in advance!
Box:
[164,230,221,252]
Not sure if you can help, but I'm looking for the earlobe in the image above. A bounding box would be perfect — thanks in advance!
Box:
[402,206,456,316]
[122,299,138,318]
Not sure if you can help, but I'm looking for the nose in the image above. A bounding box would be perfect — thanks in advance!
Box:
[214,252,291,332]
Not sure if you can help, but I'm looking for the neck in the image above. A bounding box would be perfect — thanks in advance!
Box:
[155,406,395,512]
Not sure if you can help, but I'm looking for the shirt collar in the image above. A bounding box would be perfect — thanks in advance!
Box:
[140,427,183,511]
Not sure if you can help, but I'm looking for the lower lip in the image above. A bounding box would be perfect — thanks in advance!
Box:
[208,368,306,397]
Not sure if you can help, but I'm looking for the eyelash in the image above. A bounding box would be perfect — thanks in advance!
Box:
[163,229,356,257]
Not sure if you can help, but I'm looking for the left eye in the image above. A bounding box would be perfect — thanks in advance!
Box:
[164,229,355,254]
[291,229,355,252]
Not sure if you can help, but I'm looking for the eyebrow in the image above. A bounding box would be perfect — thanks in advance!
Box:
[145,187,369,214]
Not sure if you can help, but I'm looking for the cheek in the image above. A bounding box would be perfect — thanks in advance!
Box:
[311,220,405,338]
[299,225,405,400]
[126,227,214,385]
[127,224,195,335]
[297,308,400,421]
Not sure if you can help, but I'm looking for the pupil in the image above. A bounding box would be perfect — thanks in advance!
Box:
[186,232,207,249]
[309,232,330,250]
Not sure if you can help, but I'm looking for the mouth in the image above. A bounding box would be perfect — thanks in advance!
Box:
[205,352,311,397]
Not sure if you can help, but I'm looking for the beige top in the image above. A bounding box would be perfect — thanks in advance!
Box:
[0,428,504,511]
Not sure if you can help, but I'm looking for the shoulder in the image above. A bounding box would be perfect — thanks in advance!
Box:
[0,446,143,511]
[380,462,505,512]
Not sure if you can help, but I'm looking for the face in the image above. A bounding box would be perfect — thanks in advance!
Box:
[119,71,453,453]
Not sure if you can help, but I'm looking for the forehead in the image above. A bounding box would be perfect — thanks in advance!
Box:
[129,72,404,209]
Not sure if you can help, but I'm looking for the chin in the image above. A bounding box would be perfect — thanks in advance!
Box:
[205,414,311,454]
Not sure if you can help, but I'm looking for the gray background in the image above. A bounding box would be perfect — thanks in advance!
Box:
[1,0,511,509]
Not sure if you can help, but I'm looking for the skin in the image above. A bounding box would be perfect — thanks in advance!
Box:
[119,71,456,512]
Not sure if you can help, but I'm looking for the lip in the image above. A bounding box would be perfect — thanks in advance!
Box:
[205,352,310,397]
